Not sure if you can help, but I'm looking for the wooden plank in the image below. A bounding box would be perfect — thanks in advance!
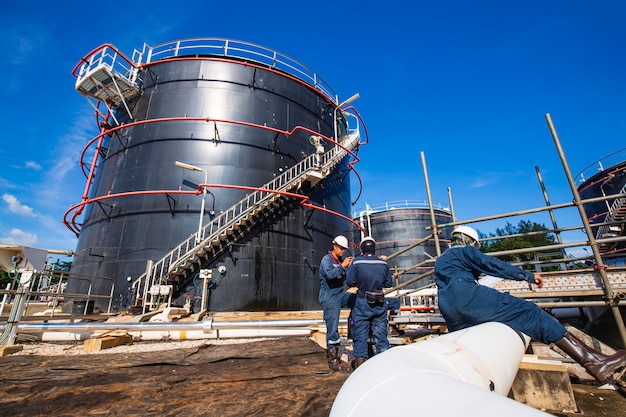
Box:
[0,345,23,357]
[83,334,133,352]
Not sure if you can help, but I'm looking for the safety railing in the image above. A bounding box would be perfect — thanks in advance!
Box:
[133,38,337,103]
[73,44,139,93]
[0,269,116,319]
[353,200,451,218]
[595,183,626,244]
[575,147,626,184]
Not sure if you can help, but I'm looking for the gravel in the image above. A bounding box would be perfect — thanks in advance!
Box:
[11,337,276,356]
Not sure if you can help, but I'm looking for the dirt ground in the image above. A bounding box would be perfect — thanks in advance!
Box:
[0,338,345,417]
[0,337,625,417]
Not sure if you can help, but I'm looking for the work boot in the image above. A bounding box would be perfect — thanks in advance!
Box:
[555,332,626,384]
[327,348,341,371]
[351,357,367,370]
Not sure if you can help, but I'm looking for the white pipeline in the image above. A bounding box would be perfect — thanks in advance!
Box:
[330,322,551,417]
[1,318,331,342]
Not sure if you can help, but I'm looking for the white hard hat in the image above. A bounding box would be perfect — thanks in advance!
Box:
[452,226,480,248]
[332,235,349,250]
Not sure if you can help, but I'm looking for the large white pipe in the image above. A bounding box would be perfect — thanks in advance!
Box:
[330,322,551,417]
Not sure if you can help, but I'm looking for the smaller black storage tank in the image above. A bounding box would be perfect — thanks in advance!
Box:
[352,201,453,289]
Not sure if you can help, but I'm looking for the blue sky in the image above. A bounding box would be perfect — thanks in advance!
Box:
[1,1,625,259]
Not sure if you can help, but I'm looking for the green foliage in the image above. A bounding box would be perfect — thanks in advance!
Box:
[478,220,557,264]
[51,260,72,272]
[0,268,10,287]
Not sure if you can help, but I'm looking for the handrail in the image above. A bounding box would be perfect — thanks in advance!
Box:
[353,200,451,217]
[73,44,139,89]
[75,39,339,105]
[134,38,338,103]
[575,147,626,184]
[0,270,116,318]
[595,182,626,241]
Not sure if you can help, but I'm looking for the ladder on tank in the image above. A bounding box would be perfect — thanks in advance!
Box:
[134,130,361,312]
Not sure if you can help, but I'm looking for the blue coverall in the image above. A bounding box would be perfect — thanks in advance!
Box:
[434,244,567,343]
[346,254,393,358]
[319,252,354,349]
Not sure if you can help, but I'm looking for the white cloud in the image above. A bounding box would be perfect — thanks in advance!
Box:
[2,193,35,217]
[0,228,38,246]
[469,175,498,189]
[39,113,95,204]
[25,160,42,170]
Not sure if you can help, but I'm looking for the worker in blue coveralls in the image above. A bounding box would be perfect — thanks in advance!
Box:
[346,236,393,370]
[434,225,626,384]
[319,235,354,371]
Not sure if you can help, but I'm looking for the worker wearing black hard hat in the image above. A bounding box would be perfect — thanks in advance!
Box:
[346,236,393,369]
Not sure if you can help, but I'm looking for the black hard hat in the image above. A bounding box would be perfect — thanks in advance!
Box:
[360,237,376,254]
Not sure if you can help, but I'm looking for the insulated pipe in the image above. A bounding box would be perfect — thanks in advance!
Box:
[0,318,335,342]
[35,328,312,342]
[148,307,191,322]
[330,322,550,417]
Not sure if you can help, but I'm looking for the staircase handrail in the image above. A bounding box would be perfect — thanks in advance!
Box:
[596,183,626,240]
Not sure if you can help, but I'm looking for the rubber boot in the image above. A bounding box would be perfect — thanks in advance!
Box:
[327,348,341,371]
[555,332,626,384]
[351,357,367,370]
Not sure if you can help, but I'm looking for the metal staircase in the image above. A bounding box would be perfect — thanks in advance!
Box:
[134,131,361,311]
[595,182,626,252]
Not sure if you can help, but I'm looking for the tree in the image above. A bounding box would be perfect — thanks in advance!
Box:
[51,260,72,272]
[479,220,558,266]
[0,269,10,287]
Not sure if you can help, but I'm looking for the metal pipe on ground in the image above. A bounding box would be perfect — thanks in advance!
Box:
[0,318,341,342]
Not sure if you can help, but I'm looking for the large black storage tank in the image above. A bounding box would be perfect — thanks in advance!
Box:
[353,201,453,289]
[66,39,359,313]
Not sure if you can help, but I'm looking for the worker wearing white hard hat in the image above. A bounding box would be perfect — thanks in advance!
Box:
[319,235,354,371]
[435,225,626,384]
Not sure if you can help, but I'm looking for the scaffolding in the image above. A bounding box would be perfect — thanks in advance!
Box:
[383,114,626,347]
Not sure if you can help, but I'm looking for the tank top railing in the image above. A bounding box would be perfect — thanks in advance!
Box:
[134,38,337,103]
[575,147,626,184]
[136,129,361,311]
